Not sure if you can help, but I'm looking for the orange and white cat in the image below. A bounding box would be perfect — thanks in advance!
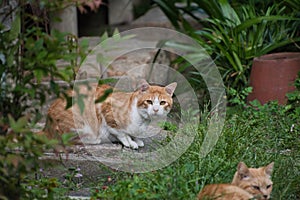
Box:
[198,162,274,200]
[44,80,177,149]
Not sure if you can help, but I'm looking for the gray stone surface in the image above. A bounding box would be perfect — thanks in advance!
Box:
[50,6,78,36]
[131,7,173,29]
[39,127,169,197]
[109,0,134,25]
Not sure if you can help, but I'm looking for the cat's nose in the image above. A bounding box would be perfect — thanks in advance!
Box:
[263,195,268,199]
[153,108,159,112]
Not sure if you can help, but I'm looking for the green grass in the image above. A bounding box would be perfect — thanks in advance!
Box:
[91,103,300,200]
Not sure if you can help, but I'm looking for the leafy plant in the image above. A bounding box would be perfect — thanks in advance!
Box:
[0,115,61,199]
[63,167,84,189]
[286,71,300,119]
[159,121,178,132]
[22,176,68,200]
[0,1,91,199]
[228,86,252,107]
[198,2,299,89]
[0,11,89,125]
[154,0,300,95]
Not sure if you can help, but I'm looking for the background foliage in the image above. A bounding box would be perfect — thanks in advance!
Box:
[154,0,300,94]
[0,1,90,199]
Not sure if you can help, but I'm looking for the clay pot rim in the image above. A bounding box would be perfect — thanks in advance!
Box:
[254,52,300,62]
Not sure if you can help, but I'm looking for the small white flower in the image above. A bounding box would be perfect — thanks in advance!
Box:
[74,173,83,178]
[290,124,295,132]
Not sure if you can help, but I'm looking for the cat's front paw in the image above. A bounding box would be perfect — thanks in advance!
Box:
[134,139,144,147]
[117,135,139,149]
[128,141,139,149]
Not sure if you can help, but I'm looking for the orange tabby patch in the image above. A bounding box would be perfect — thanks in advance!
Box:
[198,184,253,200]
[44,83,111,140]
[198,162,274,200]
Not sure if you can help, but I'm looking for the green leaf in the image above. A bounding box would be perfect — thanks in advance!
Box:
[95,88,113,103]
[8,115,27,133]
[77,94,86,114]
[235,15,299,33]
[249,99,262,108]
[100,31,109,44]
[194,0,224,20]
[79,38,89,50]
[61,132,77,145]
[257,38,300,57]
[112,29,121,41]
[219,0,241,26]
[34,38,44,50]
[232,51,243,72]
[33,69,44,83]
[50,80,60,96]
[62,92,74,110]
[8,13,21,41]
[98,78,117,85]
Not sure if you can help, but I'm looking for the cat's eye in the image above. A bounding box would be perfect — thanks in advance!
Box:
[266,184,272,189]
[146,100,153,104]
[252,186,260,190]
[160,101,166,105]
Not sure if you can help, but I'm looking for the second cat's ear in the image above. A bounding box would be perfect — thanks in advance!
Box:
[264,162,274,177]
[165,82,177,96]
[139,79,150,92]
[238,162,250,180]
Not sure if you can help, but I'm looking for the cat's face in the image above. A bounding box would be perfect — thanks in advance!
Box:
[232,162,274,200]
[136,81,177,119]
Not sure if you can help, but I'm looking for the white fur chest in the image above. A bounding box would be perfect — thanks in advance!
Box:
[126,98,149,136]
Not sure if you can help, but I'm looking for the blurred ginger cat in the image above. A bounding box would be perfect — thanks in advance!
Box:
[198,162,274,200]
[44,80,177,149]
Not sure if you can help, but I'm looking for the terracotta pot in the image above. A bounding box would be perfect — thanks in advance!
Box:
[247,52,300,105]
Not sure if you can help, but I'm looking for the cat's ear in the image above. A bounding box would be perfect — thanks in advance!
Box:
[237,162,250,180]
[138,79,150,92]
[165,82,177,96]
[264,162,274,177]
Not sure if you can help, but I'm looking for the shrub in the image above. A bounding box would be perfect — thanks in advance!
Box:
[0,1,89,198]
[154,0,300,96]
